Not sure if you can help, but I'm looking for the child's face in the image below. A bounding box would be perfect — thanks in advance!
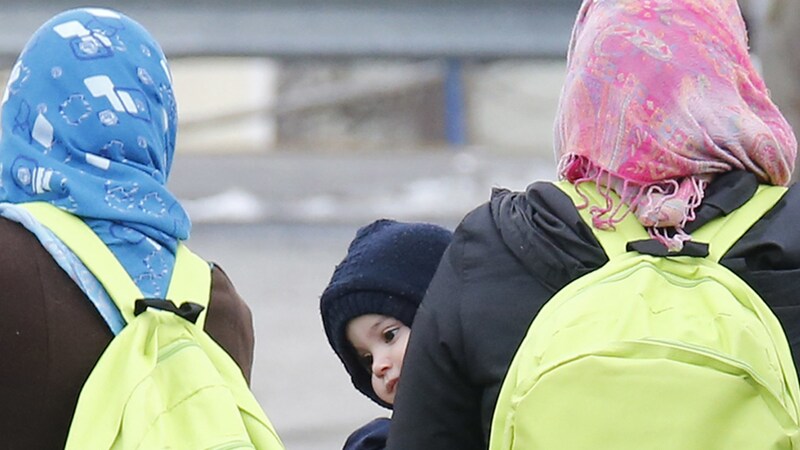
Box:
[346,314,411,405]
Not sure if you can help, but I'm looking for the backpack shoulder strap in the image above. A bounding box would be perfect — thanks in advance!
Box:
[166,243,212,327]
[555,181,788,262]
[20,202,142,324]
[19,202,212,327]
[692,185,787,262]
[553,180,649,258]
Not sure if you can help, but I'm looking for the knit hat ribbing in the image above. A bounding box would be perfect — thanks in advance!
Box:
[320,219,452,408]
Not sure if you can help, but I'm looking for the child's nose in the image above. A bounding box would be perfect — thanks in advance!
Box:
[371,355,391,377]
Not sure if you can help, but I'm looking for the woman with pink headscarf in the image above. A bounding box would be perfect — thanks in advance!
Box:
[386,1,800,449]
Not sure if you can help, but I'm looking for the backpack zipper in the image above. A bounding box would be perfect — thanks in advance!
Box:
[157,339,198,363]
[207,441,256,450]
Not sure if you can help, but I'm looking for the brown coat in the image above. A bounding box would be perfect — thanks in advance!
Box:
[0,217,256,449]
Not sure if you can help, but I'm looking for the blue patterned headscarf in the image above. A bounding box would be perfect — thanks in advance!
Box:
[0,8,190,298]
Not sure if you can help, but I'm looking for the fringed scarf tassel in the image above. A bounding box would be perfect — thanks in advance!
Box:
[559,154,707,252]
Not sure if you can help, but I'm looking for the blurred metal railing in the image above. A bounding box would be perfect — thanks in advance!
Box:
[0,1,580,63]
[0,1,580,147]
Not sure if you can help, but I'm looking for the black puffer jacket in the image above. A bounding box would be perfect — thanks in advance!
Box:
[387,172,800,450]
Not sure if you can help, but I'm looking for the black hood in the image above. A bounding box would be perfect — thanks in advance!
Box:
[489,181,607,292]
[488,173,763,292]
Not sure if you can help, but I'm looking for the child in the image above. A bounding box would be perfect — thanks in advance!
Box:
[320,219,452,450]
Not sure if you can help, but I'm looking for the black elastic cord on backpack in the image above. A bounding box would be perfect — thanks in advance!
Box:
[626,239,710,257]
[134,298,205,324]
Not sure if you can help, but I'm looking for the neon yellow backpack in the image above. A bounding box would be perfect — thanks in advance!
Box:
[21,202,284,450]
[489,181,800,450]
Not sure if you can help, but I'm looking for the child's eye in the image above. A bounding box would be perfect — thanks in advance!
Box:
[359,353,373,372]
[382,327,399,343]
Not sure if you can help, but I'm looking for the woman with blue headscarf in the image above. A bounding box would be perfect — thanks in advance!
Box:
[0,8,256,447]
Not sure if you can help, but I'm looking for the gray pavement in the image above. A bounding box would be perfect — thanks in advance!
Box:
[170,149,557,225]
[171,149,556,449]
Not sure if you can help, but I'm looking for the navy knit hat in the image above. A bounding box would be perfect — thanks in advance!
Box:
[320,219,452,408]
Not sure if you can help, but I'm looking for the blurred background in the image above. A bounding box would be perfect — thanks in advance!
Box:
[0,1,795,448]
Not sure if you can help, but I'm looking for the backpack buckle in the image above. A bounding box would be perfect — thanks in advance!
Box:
[626,239,710,257]
[134,298,205,324]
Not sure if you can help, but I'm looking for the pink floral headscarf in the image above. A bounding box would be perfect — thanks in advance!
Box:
[555,0,796,250]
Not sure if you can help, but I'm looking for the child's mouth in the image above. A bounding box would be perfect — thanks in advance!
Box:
[386,377,399,394]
